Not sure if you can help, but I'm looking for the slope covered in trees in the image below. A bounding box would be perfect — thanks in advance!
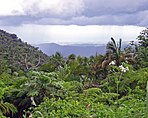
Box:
[0,29,49,74]
[0,28,148,118]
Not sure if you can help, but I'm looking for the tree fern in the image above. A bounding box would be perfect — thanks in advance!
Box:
[146,81,148,118]
[0,101,17,115]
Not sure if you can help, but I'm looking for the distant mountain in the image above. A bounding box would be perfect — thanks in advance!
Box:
[0,29,49,73]
[36,43,106,57]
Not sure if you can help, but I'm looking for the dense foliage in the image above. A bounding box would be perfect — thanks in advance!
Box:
[0,28,148,118]
[0,30,49,73]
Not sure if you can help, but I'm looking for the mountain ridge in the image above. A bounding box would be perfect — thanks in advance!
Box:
[36,41,130,57]
[36,43,106,57]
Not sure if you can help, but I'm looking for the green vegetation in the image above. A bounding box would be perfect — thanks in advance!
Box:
[0,29,49,73]
[0,29,148,118]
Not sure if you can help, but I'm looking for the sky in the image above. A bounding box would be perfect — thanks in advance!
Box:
[0,0,147,44]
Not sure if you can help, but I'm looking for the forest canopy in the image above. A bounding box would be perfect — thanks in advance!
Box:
[0,28,148,118]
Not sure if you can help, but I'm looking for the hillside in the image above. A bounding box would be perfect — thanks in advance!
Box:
[0,28,147,118]
[0,29,49,73]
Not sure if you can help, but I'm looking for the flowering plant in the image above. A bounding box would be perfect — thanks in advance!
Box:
[119,65,129,73]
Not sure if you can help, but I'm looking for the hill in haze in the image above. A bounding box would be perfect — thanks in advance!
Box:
[36,43,106,57]
[0,29,49,73]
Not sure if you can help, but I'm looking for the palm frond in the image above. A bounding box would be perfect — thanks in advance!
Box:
[119,38,122,53]
[106,42,116,53]
[111,37,117,49]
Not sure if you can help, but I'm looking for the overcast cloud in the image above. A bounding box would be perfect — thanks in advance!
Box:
[0,0,147,44]
[0,0,148,26]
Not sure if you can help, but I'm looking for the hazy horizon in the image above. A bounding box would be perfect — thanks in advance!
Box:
[0,25,145,45]
[0,0,147,44]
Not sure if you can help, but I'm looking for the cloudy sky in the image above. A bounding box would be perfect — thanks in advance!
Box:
[0,0,147,44]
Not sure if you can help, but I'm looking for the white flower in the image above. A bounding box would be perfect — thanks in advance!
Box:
[126,67,129,71]
[30,97,36,106]
[119,65,129,73]
[109,61,116,65]
[81,75,85,78]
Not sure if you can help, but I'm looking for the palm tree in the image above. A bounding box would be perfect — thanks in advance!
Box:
[106,37,122,66]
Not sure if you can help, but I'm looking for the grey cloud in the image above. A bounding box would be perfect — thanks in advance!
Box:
[83,0,148,16]
[0,16,39,26]
[0,11,148,26]
[0,0,148,26]
[20,10,148,26]
[21,0,84,18]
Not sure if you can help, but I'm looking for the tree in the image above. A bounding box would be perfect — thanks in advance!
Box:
[106,37,122,66]
[135,28,148,68]
[0,76,17,117]
[67,54,76,64]
[137,28,148,48]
